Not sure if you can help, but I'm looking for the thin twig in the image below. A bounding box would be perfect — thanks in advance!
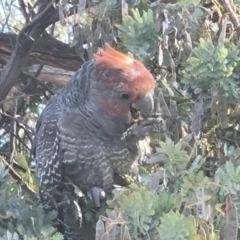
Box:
[0,112,34,134]
[0,155,37,200]
[18,0,55,42]
[46,4,78,26]
[22,124,33,146]
[22,72,54,95]
[18,0,33,23]
[0,125,31,151]
[35,65,44,77]
[216,133,239,146]
[0,56,7,65]
[1,0,14,32]
[0,94,33,106]
[27,0,39,20]
[8,99,17,164]
[0,152,34,173]
[219,0,240,41]
[50,22,55,35]
[27,59,46,94]
[42,89,51,100]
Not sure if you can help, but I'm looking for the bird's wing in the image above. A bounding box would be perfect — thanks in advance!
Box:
[34,97,83,238]
[33,96,63,190]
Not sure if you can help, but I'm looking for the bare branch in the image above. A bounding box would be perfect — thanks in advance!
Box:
[0,1,56,102]
[1,0,14,32]
[0,155,37,200]
[21,72,55,95]
[18,0,34,22]
[0,32,84,71]
[219,0,240,41]
[25,65,74,86]
[18,0,55,42]
[8,100,17,164]
[0,112,34,135]
[0,124,31,151]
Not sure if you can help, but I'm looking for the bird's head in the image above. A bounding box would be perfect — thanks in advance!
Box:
[92,44,155,123]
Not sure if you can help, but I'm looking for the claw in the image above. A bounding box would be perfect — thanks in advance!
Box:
[91,186,106,208]
[121,117,163,140]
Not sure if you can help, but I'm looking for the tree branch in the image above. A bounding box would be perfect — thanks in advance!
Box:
[0,1,54,102]
[18,0,55,43]
[0,156,37,200]
[0,32,84,71]
[18,0,35,23]
[0,0,81,103]
[219,0,240,41]
[8,100,17,164]
[21,72,55,95]
[0,112,34,135]
[0,124,31,151]
[45,5,78,27]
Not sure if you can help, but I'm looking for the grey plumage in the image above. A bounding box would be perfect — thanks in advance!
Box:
[33,46,156,239]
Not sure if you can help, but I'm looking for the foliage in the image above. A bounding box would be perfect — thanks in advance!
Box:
[105,183,173,239]
[116,8,159,61]
[96,138,240,239]
[158,210,196,240]
[183,39,239,93]
[0,160,63,240]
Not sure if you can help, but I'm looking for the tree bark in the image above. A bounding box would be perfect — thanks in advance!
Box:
[24,65,74,86]
[0,1,84,102]
[0,33,85,71]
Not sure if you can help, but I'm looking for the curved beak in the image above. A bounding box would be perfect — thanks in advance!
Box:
[131,92,154,117]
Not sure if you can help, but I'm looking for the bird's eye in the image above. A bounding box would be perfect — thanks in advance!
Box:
[121,93,130,100]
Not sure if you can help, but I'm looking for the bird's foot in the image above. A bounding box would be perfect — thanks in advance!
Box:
[121,116,163,140]
[91,186,106,209]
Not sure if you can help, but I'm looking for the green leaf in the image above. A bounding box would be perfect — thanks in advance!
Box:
[158,210,196,240]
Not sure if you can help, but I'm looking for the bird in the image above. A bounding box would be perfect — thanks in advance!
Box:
[32,44,158,239]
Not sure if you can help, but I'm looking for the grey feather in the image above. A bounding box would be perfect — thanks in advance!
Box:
[33,60,154,240]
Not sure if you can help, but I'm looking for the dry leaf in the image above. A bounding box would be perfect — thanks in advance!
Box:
[2,86,18,112]
[229,98,240,121]
[198,227,207,240]
[200,221,209,238]
[122,225,131,240]
[146,153,167,164]
[58,1,68,26]
[210,86,228,127]
[78,0,86,15]
[218,15,228,43]
[220,195,238,240]
[157,90,171,118]
[191,102,203,134]
[96,219,105,240]
[196,188,207,219]
[158,43,163,66]
[121,0,129,17]
[217,95,228,128]
[150,171,161,192]
[179,133,192,148]
[101,232,109,240]
[106,211,117,239]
